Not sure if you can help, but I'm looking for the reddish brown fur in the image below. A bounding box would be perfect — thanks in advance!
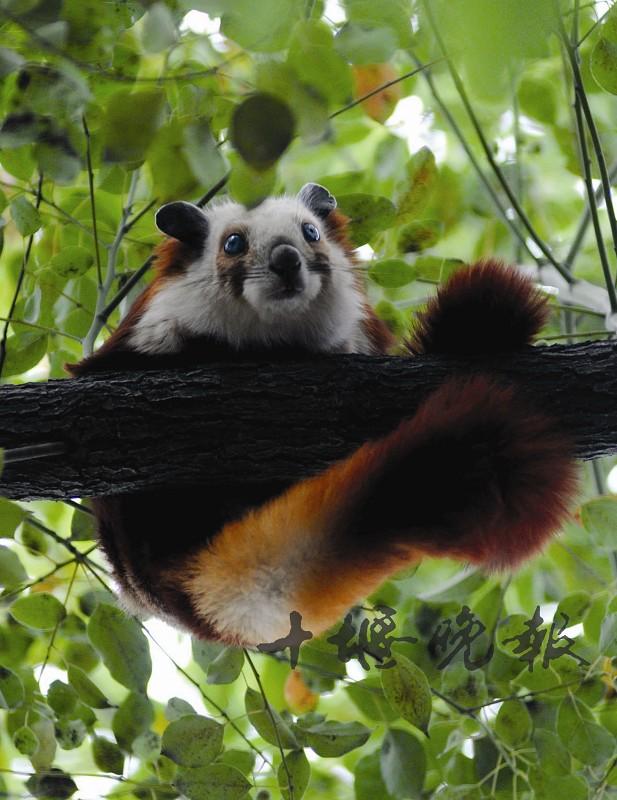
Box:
[361,304,396,353]
[407,259,550,355]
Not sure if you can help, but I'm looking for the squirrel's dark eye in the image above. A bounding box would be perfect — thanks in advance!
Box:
[223,233,247,255]
[302,222,320,243]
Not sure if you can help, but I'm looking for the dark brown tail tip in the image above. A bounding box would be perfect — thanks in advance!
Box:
[406,259,550,356]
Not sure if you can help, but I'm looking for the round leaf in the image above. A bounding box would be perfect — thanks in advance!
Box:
[112,691,153,752]
[230,93,295,171]
[206,646,244,684]
[580,497,617,549]
[13,725,39,756]
[494,700,532,747]
[301,719,371,757]
[174,763,251,800]
[49,246,93,278]
[591,38,617,95]
[245,687,299,749]
[369,258,417,289]
[336,194,396,246]
[10,593,66,630]
[381,653,432,734]
[162,715,224,768]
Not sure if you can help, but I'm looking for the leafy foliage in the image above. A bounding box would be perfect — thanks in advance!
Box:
[1,1,617,798]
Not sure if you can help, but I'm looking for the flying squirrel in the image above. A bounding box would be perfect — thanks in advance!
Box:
[68,183,578,647]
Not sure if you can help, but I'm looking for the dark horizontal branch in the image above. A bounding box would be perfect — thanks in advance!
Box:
[1,341,616,501]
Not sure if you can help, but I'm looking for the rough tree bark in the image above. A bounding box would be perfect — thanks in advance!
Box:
[0,340,615,501]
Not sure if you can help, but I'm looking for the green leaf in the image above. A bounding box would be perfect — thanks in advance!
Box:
[398,220,442,253]
[112,691,153,752]
[10,195,41,236]
[591,37,617,95]
[287,20,352,105]
[337,194,396,246]
[277,750,310,800]
[18,522,48,555]
[600,612,617,657]
[381,653,432,734]
[580,497,617,549]
[26,768,77,800]
[13,725,39,756]
[174,763,251,800]
[49,246,93,278]
[299,718,371,757]
[35,139,81,185]
[2,333,48,377]
[230,93,295,171]
[556,695,615,766]
[533,729,571,776]
[67,664,111,708]
[0,497,26,537]
[47,680,78,715]
[440,662,487,708]
[529,770,588,800]
[556,591,592,627]
[221,0,303,52]
[88,603,152,692]
[245,687,299,749]
[55,717,87,750]
[517,74,558,124]
[142,2,177,53]
[92,737,125,775]
[0,666,25,709]
[30,716,57,770]
[102,88,166,163]
[0,47,24,77]
[0,544,28,589]
[344,0,413,48]
[133,730,161,761]
[162,714,224,768]
[70,505,96,541]
[182,120,227,188]
[335,23,398,64]
[166,696,197,721]
[494,700,532,747]
[369,258,417,289]
[355,751,395,800]
[228,152,277,206]
[380,728,426,799]
[10,593,66,630]
[216,748,255,776]
[206,646,244,684]
[345,676,398,722]
[396,147,437,224]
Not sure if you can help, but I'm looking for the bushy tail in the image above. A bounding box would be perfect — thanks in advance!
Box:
[172,259,576,645]
[177,375,577,646]
[407,259,549,355]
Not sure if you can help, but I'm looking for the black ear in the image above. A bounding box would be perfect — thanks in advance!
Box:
[155,202,209,248]
[298,183,336,219]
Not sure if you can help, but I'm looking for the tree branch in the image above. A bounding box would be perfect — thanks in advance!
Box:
[0,342,616,500]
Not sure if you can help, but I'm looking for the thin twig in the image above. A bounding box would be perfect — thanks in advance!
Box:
[83,171,140,355]
[421,0,571,280]
[565,52,617,310]
[244,649,294,800]
[564,162,617,270]
[558,7,617,284]
[0,316,82,342]
[330,60,443,119]
[83,117,103,289]
[411,54,544,269]
[97,174,230,327]
[0,172,44,378]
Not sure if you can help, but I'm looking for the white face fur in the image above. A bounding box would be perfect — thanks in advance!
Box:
[130,194,373,355]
